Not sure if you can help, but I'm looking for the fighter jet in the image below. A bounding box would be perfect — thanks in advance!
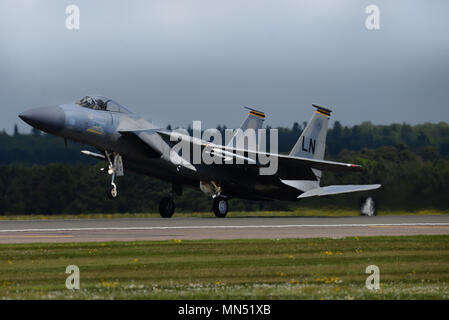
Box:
[19,96,380,218]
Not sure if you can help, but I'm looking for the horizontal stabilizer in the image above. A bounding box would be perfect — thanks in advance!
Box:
[298,184,381,198]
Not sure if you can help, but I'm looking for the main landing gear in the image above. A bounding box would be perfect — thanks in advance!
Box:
[159,196,175,218]
[210,181,229,218]
[212,197,229,218]
[200,180,230,218]
[159,183,182,218]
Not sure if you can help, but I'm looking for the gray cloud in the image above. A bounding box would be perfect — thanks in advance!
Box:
[1,0,448,133]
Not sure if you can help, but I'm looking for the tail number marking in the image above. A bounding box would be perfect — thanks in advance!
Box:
[302,137,316,155]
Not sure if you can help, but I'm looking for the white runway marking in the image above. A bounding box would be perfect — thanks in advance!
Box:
[1,223,449,233]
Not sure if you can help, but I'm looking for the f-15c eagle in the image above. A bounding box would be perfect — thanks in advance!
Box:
[19,96,380,218]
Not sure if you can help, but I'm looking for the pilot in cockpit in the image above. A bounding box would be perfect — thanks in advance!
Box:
[79,96,95,109]
[77,96,130,113]
[96,98,107,110]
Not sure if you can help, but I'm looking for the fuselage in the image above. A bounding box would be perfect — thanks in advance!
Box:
[19,97,302,201]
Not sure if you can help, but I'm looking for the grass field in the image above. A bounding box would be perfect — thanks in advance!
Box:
[1,235,448,299]
[0,208,447,220]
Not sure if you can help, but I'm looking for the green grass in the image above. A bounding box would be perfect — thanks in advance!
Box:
[1,235,448,299]
[0,208,447,220]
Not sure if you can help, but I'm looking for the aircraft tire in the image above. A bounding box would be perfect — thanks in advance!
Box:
[159,196,175,218]
[107,185,118,200]
[213,198,228,218]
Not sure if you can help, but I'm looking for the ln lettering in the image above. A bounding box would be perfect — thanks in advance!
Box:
[301,136,316,155]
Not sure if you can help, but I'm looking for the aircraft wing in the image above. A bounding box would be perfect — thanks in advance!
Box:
[156,130,363,173]
[117,115,155,132]
[297,184,381,198]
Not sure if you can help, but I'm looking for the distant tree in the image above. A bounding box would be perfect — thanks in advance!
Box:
[400,124,413,144]
[328,121,343,155]
[440,143,449,156]
[416,131,431,146]
[420,146,440,162]
[333,121,343,140]
[13,124,19,136]
[292,122,301,133]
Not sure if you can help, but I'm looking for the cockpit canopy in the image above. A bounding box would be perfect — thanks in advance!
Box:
[75,96,132,113]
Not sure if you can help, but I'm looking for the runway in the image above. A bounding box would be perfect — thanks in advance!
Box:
[0,215,448,243]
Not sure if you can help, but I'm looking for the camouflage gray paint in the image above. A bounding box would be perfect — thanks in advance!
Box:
[19,96,380,217]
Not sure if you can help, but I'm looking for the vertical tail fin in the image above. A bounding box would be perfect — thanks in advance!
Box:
[289,104,331,182]
[227,107,265,150]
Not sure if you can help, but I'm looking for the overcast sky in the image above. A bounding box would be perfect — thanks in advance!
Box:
[1,0,448,133]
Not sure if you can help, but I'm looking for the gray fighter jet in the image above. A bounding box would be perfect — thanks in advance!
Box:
[19,96,380,218]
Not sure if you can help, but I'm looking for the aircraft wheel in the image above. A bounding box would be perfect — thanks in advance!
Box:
[159,197,175,218]
[107,184,118,200]
[360,196,377,216]
[213,198,228,218]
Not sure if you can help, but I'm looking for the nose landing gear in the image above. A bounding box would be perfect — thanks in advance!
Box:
[108,182,118,199]
[103,151,123,200]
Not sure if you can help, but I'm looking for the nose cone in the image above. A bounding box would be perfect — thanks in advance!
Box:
[19,106,65,134]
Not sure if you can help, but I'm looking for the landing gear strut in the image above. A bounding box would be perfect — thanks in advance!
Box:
[213,197,228,218]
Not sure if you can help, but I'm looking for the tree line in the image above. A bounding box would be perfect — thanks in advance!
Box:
[3,120,449,165]
[0,121,448,215]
